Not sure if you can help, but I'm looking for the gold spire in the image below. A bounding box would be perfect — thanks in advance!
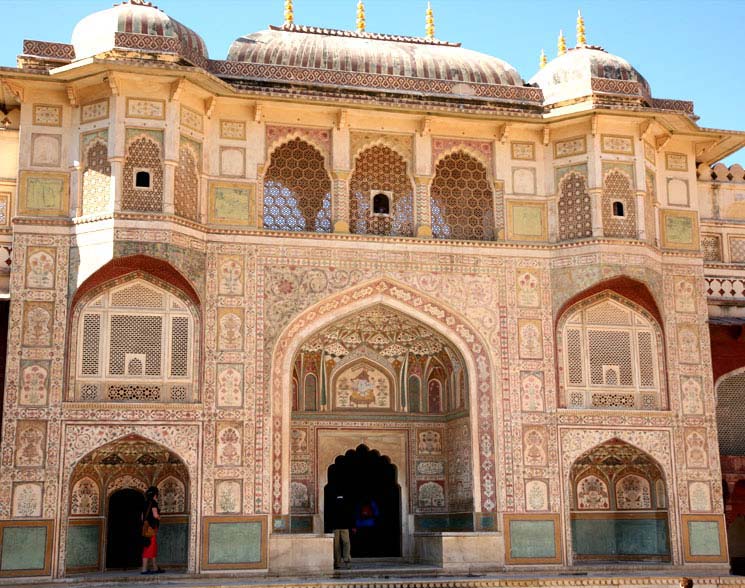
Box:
[557,29,566,56]
[425,2,435,40]
[284,0,294,26]
[356,0,366,33]
[540,49,547,69]
[576,9,586,46]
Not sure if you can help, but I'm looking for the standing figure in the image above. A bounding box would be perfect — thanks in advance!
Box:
[331,494,354,569]
[141,486,165,575]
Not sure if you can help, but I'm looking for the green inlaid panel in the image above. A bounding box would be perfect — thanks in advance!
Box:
[208,521,262,565]
[509,520,556,559]
[572,518,669,556]
[66,524,100,570]
[688,521,721,556]
[158,522,188,566]
[0,526,47,571]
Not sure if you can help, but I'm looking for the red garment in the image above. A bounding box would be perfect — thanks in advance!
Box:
[142,534,158,558]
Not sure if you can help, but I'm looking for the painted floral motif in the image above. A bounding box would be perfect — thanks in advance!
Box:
[516,270,540,307]
[576,475,609,510]
[677,326,700,364]
[290,481,310,509]
[291,428,308,454]
[689,481,711,512]
[518,319,543,359]
[26,248,55,289]
[20,363,49,406]
[684,429,708,468]
[418,481,445,508]
[681,377,704,415]
[218,311,243,351]
[216,425,242,467]
[215,480,242,514]
[674,277,696,313]
[615,474,651,510]
[334,363,391,409]
[217,365,242,407]
[23,304,53,347]
[158,476,186,513]
[12,483,43,518]
[218,256,243,295]
[523,426,547,466]
[520,372,544,412]
[525,480,548,511]
[70,477,100,515]
[15,421,45,467]
[417,430,442,455]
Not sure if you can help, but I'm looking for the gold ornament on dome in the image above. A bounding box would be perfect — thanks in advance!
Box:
[576,9,587,46]
[557,29,566,56]
[425,2,435,40]
[356,0,366,33]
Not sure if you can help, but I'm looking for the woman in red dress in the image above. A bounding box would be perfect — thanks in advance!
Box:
[141,487,165,574]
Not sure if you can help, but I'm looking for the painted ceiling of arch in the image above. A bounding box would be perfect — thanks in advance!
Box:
[77,436,183,467]
[299,305,459,361]
[573,440,660,471]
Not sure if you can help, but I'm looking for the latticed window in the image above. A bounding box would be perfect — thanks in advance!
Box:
[122,135,164,212]
[560,296,664,410]
[263,138,331,232]
[431,152,495,241]
[174,142,200,222]
[73,279,197,403]
[81,140,111,216]
[558,172,592,241]
[349,145,414,236]
[602,170,637,238]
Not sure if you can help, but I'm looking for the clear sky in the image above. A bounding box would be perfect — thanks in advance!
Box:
[2,0,743,165]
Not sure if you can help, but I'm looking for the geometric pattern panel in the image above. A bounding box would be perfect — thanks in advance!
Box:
[431,152,495,241]
[263,138,331,233]
[81,140,111,216]
[558,172,592,241]
[349,145,414,236]
[602,170,637,239]
[175,142,200,222]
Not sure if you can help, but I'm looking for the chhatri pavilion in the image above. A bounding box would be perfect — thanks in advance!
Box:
[0,0,744,580]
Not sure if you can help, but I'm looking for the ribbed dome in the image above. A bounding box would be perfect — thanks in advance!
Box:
[227,26,523,87]
[71,0,207,61]
[529,46,650,105]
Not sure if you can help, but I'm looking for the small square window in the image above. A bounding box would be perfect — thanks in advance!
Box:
[370,190,392,216]
[134,169,151,189]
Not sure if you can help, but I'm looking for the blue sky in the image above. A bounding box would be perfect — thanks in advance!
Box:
[2,0,743,164]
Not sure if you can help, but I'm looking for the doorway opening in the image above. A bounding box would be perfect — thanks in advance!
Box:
[106,489,144,569]
[324,445,401,558]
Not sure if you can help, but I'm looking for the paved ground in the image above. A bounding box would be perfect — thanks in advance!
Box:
[1,565,743,588]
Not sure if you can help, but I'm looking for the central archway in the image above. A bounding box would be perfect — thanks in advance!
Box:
[324,445,402,558]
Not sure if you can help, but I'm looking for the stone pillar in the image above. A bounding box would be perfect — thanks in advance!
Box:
[162,101,179,215]
[590,188,603,237]
[636,189,647,242]
[414,176,432,237]
[109,95,126,213]
[331,170,350,233]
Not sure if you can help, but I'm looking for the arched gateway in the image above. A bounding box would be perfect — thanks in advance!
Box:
[271,280,499,561]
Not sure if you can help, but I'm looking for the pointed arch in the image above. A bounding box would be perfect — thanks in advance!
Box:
[556,286,666,410]
[349,144,415,236]
[430,150,498,241]
[271,278,497,516]
[262,137,332,233]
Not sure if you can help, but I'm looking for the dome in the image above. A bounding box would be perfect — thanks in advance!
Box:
[226,26,523,88]
[71,0,207,62]
[529,45,650,105]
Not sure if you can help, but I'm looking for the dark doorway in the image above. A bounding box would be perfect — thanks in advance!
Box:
[324,445,401,558]
[106,489,144,569]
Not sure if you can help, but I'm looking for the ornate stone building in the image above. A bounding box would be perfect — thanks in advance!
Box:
[0,0,743,579]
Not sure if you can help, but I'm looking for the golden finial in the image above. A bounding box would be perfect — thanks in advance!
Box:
[557,29,566,56]
[284,0,294,26]
[425,2,435,40]
[356,0,366,33]
[540,49,547,69]
[576,9,586,46]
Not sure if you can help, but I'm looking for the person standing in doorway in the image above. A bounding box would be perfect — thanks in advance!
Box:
[331,493,354,569]
[141,486,165,575]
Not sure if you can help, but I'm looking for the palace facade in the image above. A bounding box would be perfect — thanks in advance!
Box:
[0,0,744,579]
